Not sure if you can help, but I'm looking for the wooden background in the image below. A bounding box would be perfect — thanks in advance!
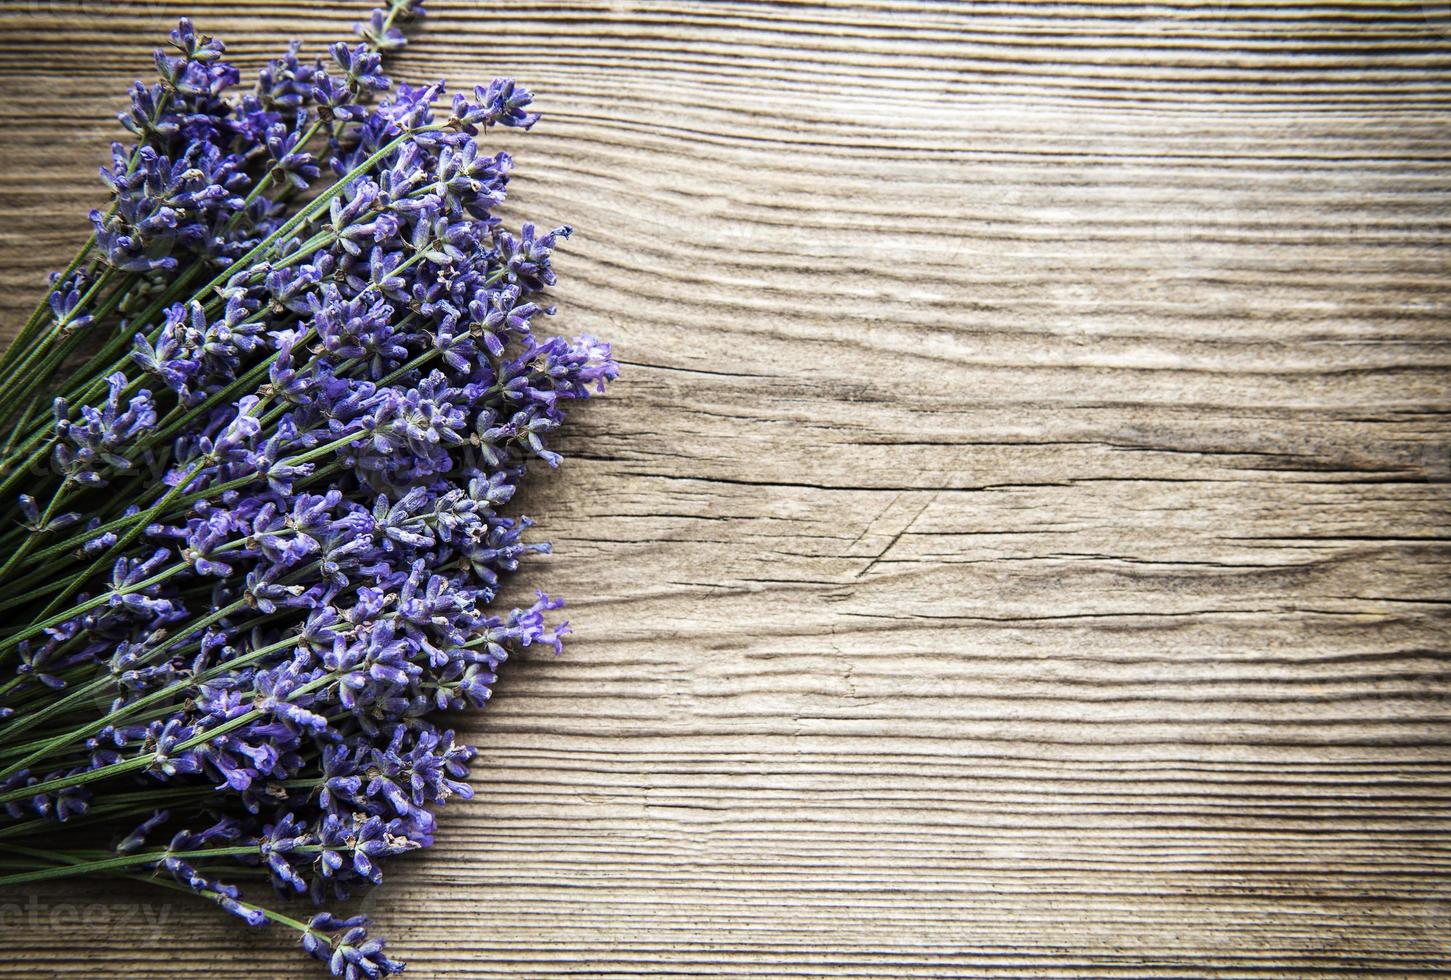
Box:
[0,1,1449,976]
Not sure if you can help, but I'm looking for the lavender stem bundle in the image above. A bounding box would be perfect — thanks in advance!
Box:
[0,3,616,974]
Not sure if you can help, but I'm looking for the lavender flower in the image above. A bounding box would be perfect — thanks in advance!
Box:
[304,914,404,979]
[0,6,614,978]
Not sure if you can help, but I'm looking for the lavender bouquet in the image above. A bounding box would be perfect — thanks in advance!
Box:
[0,3,614,974]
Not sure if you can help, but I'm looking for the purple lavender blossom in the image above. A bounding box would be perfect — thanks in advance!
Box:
[0,5,615,978]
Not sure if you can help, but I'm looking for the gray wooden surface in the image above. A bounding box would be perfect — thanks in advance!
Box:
[0,1,1449,976]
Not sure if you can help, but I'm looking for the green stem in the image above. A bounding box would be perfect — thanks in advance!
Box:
[54,262,207,404]
[0,599,246,748]
[0,272,132,446]
[0,66,181,363]
[0,481,70,582]
[0,426,360,622]
[0,274,152,480]
[0,437,55,511]
[137,873,323,937]
[0,391,41,457]
[0,560,189,652]
[13,451,215,638]
[0,843,306,887]
[0,633,300,781]
[0,461,346,591]
[0,547,330,748]
[0,236,97,376]
[0,785,219,840]
[181,127,435,340]
[0,268,120,402]
[1,128,445,480]
[0,671,337,804]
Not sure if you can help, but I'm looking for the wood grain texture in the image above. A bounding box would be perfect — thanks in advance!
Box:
[0,0,1449,976]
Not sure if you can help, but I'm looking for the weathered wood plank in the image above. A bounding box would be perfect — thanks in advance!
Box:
[0,0,1448,976]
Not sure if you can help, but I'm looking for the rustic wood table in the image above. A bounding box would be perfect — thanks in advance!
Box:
[0,1,1448,977]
